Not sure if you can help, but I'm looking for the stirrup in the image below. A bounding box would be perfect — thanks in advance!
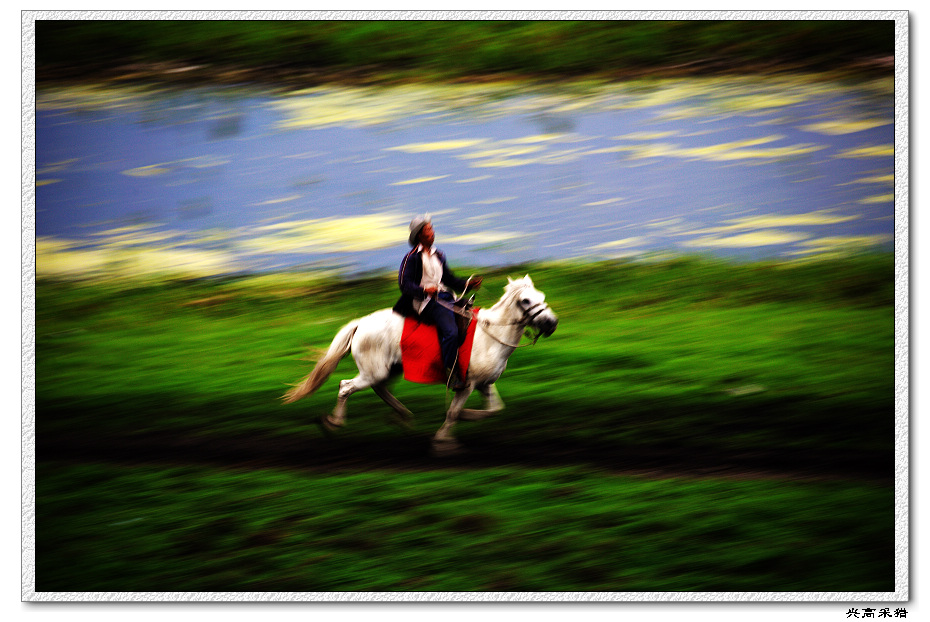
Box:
[445,367,466,390]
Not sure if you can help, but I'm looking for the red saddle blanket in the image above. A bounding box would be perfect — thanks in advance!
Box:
[400,309,479,384]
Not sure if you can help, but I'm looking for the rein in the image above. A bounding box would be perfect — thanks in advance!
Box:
[479,320,542,348]
[434,290,547,348]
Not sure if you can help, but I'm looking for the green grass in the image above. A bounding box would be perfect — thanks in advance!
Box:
[36,255,894,456]
[32,254,897,593]
[36,461,893,592]
[35,20,895,82]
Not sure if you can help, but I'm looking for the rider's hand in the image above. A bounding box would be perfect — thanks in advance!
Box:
[470,277,483,290]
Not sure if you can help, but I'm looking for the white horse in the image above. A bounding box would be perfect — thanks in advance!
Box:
[282,275,558,451]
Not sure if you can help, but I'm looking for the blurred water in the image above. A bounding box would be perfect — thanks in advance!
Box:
[35,77,894,278]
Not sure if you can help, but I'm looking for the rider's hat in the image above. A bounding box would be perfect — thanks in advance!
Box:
[408,214,432,247]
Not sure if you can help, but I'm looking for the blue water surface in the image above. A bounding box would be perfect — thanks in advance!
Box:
[35,78,895,277]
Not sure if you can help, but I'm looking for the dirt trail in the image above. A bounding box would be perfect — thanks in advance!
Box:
[37,426,892,484]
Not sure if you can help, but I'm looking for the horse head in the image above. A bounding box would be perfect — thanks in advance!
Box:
[506,275,558,337]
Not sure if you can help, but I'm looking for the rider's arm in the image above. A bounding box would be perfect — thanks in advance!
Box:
[438,252,469,292]
[399,251,426,298]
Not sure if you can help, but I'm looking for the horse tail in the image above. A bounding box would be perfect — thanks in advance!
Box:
[282,319,360,404]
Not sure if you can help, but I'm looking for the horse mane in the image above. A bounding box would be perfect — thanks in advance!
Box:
[488,278,531,316]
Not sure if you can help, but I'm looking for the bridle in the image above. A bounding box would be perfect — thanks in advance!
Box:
[449,285,550,348]
[521,298,551,324]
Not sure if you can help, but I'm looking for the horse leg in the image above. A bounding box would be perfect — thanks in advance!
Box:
[326,375,372,429]
[459,383,505,421]
[372,382,414,428]
[432,386,474,453]
[484,383,505,412]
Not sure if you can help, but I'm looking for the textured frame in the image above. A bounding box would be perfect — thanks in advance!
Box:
[20,9,909,607]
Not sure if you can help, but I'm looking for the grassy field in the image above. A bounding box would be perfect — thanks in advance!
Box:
[33,255,896,593]
[36,461,891,592]
[35,19,895,84]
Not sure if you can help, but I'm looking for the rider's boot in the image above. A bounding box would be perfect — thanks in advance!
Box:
[445,366,466,390]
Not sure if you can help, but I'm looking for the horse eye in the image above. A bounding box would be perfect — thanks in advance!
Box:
[521,298,530,305]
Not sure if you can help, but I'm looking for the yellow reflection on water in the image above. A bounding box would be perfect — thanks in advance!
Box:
[685,210,860,236]
[390,175,449,186]
[386,139,490,153]
[836,145,895,159]
[244,213,409,254]
[791,235,894,256]
[591,237,644,251]
[802,119,892,135]
[683,230,812,249]
[36,235,241,279]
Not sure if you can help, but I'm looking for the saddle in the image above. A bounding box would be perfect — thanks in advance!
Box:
[400,302,480,385]
[452,293,476,346]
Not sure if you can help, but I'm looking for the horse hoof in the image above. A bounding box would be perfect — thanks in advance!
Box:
[430,439,463,457]
[319,416,343,432]
[388,414,414,430]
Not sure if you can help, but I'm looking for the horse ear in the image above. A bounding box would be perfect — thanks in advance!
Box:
[523,274,533,285]
[507,276,514,284]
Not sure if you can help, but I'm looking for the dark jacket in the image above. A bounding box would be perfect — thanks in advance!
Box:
[393,246,469,318]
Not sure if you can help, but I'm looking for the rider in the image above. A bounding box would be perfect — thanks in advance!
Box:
[393,214,482,390]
